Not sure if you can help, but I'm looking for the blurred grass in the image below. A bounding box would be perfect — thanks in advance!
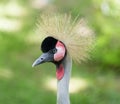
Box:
[0,0,120,104]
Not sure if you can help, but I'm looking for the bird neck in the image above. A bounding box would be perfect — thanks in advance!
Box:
[57,54,72,104]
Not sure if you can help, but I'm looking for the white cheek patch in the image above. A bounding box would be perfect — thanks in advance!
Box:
[54,42,65,61]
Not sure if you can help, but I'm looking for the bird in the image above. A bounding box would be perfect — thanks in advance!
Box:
[32,13,94,104]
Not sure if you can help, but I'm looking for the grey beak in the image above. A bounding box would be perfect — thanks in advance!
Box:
[32,57,44,67]
[32,52,53,67]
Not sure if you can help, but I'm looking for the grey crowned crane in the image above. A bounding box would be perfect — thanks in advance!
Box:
[32,14,94,104]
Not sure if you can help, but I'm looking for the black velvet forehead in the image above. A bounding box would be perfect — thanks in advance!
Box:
[41,36,58,53]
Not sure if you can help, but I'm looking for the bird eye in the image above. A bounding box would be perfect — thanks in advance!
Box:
[52,48,57,54]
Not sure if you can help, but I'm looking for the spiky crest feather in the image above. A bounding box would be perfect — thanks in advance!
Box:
[36,13,94,63]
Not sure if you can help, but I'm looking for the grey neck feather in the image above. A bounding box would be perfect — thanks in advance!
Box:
[57,54,72,104]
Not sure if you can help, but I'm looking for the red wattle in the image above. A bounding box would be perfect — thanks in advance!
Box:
[56,64,64,80]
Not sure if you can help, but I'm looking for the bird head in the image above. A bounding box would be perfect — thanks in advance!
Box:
[32,36,66,66]
[32,36,67,80]
[32,13,94,80]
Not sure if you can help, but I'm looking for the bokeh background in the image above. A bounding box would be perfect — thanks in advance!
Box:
[0,0,120,104]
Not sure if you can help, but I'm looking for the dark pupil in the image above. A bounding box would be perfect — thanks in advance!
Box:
[52,48,57,54]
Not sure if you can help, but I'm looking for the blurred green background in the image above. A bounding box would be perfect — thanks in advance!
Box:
[0,0,120,104]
